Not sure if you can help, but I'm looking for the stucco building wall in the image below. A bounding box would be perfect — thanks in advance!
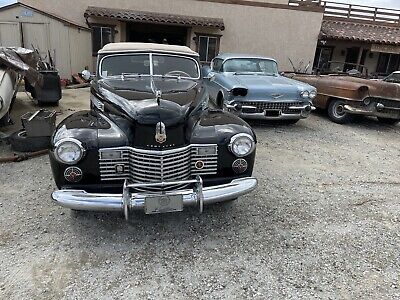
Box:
[20,0,323,71]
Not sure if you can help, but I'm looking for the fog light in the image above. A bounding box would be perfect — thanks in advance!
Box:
[363,98,371,106]
[64,167,83,183]
[232,159,248,174]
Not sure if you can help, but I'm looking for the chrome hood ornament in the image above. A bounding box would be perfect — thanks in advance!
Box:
[155,122,167,144]
[271,93,283,99]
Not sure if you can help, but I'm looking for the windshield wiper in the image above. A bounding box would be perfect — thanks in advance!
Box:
[104,73,146,79]
[156,74,197,81]
[234,72,276,76]
[121,73,147,79]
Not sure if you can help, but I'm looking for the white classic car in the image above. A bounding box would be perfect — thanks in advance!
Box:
[0,69,18,126]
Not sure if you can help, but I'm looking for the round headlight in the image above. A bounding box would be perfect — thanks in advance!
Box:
[309,90,317,99]
[229,133,255,157]
[54,138,85,165]
[301,91,310,99]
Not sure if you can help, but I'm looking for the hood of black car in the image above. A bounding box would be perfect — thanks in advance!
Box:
[96,77,202,126]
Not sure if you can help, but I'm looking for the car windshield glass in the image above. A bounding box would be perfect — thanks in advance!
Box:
[100,54,199,79]
[384,73,400,83]
[222,58,278,75]
[152,55,199,78]
[100,54,150,77]
[321,61,367,77]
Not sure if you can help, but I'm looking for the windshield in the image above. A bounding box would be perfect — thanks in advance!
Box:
[384,73,400,83]
[320,61,367,77]
[100,54,200,79]
[222,58,278,75]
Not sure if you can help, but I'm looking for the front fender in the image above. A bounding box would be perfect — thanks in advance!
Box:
[188,110,256,178]
[50,110,128,189]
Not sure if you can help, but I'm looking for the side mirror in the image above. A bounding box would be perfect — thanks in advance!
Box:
[81,70,93,81]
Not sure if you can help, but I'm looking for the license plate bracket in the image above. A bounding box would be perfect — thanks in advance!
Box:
[264,109,281,117]
[145,194,184,214]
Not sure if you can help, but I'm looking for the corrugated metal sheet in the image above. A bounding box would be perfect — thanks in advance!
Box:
[0,4,92,78]
[0,22,21,47]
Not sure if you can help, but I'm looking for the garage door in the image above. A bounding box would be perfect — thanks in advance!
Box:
[0,22,21,47]
[22,23,49,57]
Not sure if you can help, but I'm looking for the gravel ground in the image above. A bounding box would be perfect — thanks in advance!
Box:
[0,93,400,299]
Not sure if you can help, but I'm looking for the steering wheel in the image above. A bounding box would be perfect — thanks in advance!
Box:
[165,70,191,78]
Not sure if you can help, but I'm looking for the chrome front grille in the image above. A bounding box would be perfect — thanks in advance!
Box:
[368,98,400,109]
[242,101,304,114]
[99,145,218,191]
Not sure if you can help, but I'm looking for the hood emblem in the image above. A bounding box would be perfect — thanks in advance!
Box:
[271,93,283,99]
[155,122,167,144]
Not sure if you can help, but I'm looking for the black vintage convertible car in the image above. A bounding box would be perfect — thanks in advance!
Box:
[50,43,257,219]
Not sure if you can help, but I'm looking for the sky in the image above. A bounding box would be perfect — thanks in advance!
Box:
[0,0,14,7]
[0,0,399,9]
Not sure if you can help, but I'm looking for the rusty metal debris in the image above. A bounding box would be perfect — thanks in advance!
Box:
[0,47,43,87]
[0,149,48,164]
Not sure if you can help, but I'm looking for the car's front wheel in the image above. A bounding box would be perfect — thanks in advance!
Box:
[328,99,352,124]
[377,117,400,125]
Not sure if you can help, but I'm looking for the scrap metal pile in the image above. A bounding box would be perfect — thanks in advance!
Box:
[0,47,61,127]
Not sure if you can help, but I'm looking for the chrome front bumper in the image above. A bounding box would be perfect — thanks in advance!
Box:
[227,104,315,120]
[344,104,400,118]
[52,177,258,219]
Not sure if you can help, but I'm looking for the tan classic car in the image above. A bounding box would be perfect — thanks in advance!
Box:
[288,64,400,125]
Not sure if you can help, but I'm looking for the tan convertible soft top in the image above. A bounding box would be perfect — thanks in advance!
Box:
[99,42,199,56]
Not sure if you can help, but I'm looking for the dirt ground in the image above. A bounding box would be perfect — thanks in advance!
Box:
[0,91,399,299]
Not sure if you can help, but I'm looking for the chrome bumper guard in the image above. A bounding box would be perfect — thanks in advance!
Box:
[344,104,400,117]
[52,177,258,219]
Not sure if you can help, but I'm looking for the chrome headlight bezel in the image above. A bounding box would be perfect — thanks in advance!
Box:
[309,90,317,99]
[228,133,256,158]
[300,91,310,99]
[54,138,85,165]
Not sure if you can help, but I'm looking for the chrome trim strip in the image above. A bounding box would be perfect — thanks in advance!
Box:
[238,112,306,120]
[288,105,314,110]
[100,144,216,156]
[343,105,400,115]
